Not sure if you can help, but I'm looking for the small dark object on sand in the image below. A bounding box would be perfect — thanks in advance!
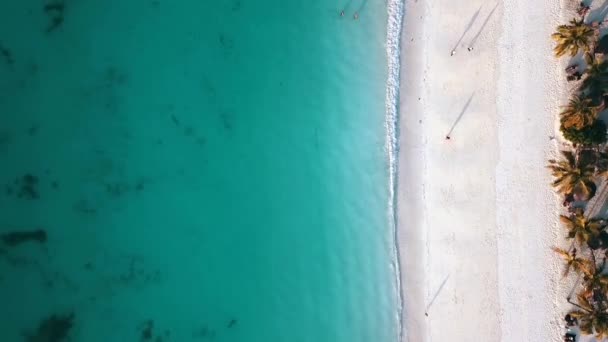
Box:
[445,135,451,140]
[577,2,590,18]
[563,193,575,208]
[566,64,578,74]
[567,72,583,82]
[26,313,74,342]
[564,331,576,341]
[1,229,47,247]
[565,313,577,327]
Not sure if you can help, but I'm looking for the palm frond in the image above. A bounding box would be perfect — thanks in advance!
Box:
[552,19,596,57]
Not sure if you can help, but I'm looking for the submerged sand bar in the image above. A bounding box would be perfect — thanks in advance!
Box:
[397,0,563,341]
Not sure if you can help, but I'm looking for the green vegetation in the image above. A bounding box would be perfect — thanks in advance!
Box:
[552,18,596,57]
[559,209,604,246]
[548,150,596,199]
[551,8,608,340]
[569,293,608,339]
[595,35,608,55]
[552,247,591,277]
[579,53,608,104]
[593,147,608,178]
[560,120,607,146]
[561,95,598,129]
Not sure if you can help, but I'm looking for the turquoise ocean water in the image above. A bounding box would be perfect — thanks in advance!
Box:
[0,0,398,341]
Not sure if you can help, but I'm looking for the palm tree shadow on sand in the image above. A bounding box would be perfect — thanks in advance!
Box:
[586,0,608,24]
[562,0,608,79]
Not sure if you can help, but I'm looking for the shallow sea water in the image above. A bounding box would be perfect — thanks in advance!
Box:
[0,0,397,341]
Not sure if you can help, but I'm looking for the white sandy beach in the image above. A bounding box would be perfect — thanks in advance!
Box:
[397,0,569,341]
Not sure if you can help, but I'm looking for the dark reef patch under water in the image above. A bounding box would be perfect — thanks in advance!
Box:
[1,229,47,247]
[0,0,396,340]
[25,313,74,342]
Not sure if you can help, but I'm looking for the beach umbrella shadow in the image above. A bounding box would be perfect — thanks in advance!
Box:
[446,93,475,139]
[467,3,499,51]
[424,274,450,316]
[450,6,482,55]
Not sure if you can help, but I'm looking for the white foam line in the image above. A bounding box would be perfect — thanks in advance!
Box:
[385,0,405,340]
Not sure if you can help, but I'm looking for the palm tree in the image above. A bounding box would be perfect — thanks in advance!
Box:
[569,293,608,339]
[553,246,592,277]
[583,268,608,298]
[560,209,605,246]
[547,150,596,199]
[580,53,608,104]
[594,147,608,179]
[552,18,596,57]
[578,147,608,180]
[561,95,599,129]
